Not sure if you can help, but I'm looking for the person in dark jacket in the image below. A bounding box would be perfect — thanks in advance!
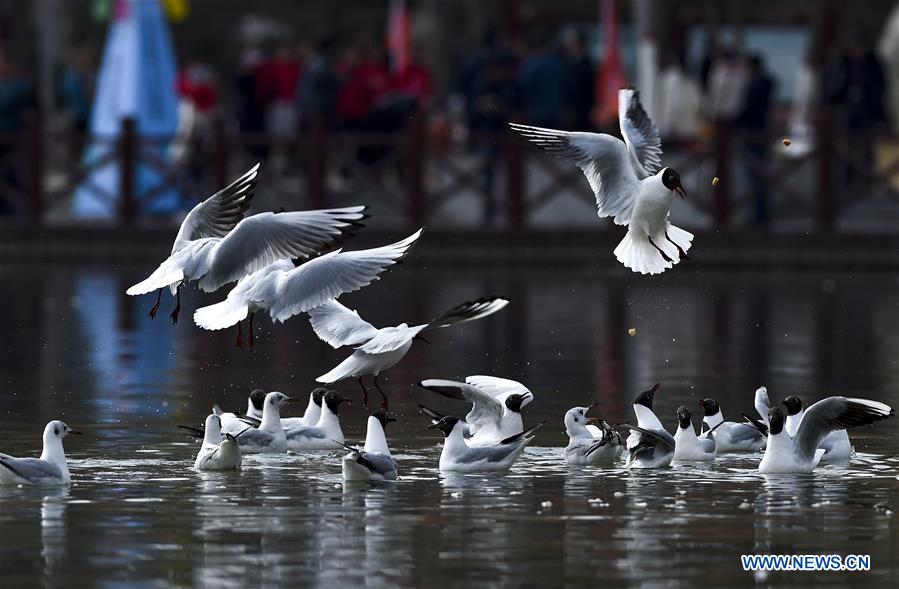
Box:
[735,54,775,224]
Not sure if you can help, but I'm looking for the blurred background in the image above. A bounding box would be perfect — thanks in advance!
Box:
[0,0,897,238]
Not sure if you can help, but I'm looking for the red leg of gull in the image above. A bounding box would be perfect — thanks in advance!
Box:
[148,288,162,319]
[358,377,370,409]
[169,285,181,324]
[248,313,255,350]
[235,322,244,349]
[374,375,389,411]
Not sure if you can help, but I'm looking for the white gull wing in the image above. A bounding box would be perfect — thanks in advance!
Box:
[307,299,379,349]
[794,397,894,462]
[419,379,504,436]
[172,163,259,253]
[618,88,663,178]
[197,206,367,292]
[193,259,293,330]
[508,123,641,226]
[263,229,422,324]
[0,456,64,484]
[355,296,509,355]
[465,375,533,408]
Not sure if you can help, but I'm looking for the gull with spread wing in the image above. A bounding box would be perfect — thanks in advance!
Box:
[308,296,510,409]
[127,163,367,323]
[193,229,422,348]
[510,88,692,275]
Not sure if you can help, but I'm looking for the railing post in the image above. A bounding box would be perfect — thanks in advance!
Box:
[816,107,834,231]
[214,114,227,190]
[26,110,43,224]
[505,130,524,230]
[408,111,426,227]
[308,116,327,209]
[713,120,730,230]
[119,117,137,224]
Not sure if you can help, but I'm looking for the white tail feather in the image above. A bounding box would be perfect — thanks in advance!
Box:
[614,230,673,275]
[316,352,370,383]
[194,299,249,330]
[126,263,184,296]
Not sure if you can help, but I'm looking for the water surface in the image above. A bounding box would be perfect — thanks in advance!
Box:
[1,261,897,587]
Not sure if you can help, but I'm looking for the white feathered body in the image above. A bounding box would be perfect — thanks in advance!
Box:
[758,432,825,474]
[673,425,716,462]
[194,437,242,471]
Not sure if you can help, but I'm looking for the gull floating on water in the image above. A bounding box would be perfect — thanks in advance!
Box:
[621,383,675,469]
[309,296,509,410]
[563,404,622,467]
[193,229,422,349]
[751,397,893,474]
[699,397,765,453]
[340,411,398,481]
[284,391,351,451]
[510,88,692,275]
[673,405,716,462]
[127,163,367,323]
[0,421,82,486]
[418,376,533,446]
[428,416,544,473]
[781,395,853,463]
[194,415,242,471]
[233,392,293,454]
[280,387,328,429]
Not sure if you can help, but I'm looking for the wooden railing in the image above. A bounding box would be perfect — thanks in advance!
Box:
[0,109,896,232]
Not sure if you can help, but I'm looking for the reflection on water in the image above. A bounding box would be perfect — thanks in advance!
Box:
[1,262,898,586]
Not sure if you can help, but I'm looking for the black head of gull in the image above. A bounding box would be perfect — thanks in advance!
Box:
[633,383,661,410]
[324,391,351,415]
[311,387,328,406]
[661,167,686,199]
[504,393,529,413]
[698,398,720,417]
[767,406,786,434]
[676,405,692,430]
[427,415,461,437]
[249,388,267,411]
[781,396,803,416]
[371,410,397,430]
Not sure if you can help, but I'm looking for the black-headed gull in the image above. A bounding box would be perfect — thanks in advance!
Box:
[284,391,351,451]
[310,296,509,409]
[233,391,293,453]
[194,415,242,471]
[340,411,398,481]
[673,405,716,462]
[563,404,622,467]
[193,229,422,349]
[280,387,328,429]
[622,383,675,468]
[127,163,367,323]
[781,395,854,463]
[427,415,543,472]
[0,421,82,486]
[510,89,692,275]
[699,397,765,452]
[756,398,893,474]
[418,376,532,446]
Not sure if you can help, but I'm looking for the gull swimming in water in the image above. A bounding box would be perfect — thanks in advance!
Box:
[781,396,854,463]
[280,387,328,429]
[621,383,675,469]
[427,416,544,473]
[284,391,351,451]
[310,296,509,410]
[698,398,765,453]
[233,392,293,454]
[418,376,533,446]
[563,404,622,467]
[194,415,242,471]
[340,411,398,481]
[510,89,692,275]
[753,397,893,474]
[0,421,82,486]
[127,163,367,323]
[672,405,716,462]
[193,229,422,348]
